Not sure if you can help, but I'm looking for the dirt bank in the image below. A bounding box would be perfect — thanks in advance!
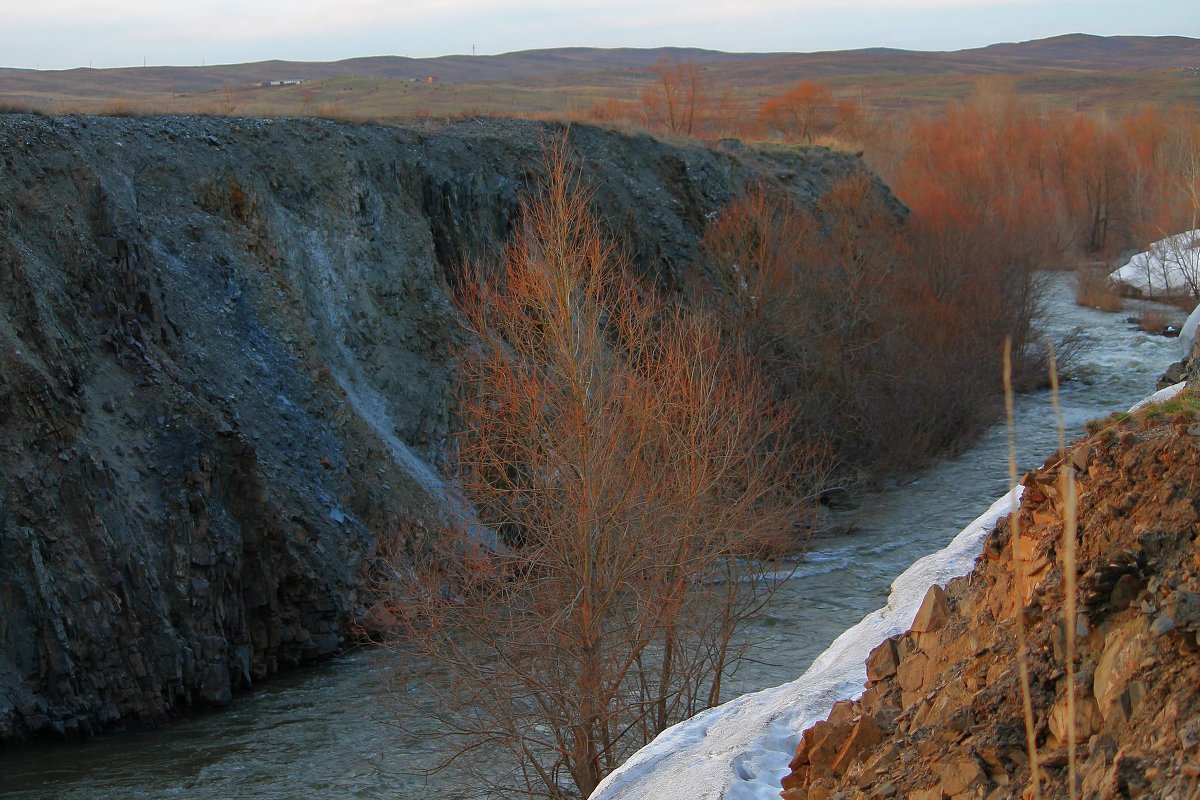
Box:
[780,387,1200,799]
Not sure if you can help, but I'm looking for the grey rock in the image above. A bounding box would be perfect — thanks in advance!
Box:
[1151,612,1178,635]
[0,112,898,742]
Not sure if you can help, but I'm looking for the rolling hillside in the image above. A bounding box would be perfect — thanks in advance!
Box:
[2,34,1199,117]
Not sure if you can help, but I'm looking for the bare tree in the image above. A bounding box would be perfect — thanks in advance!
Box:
[382,138,824,798]
[1168,120,1200,299]
[757,79,834,143]
[641,57,708,137]
[1145,229,1200,301]
[1172,116,1200,234]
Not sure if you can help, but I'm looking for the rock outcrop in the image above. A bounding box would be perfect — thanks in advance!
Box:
[1159,303,1200,388]
[0,112,893,742]
[781,389,1200,799]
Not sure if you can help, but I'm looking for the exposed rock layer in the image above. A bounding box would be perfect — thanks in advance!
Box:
[0,113,890,742]
[781,391,1200,799]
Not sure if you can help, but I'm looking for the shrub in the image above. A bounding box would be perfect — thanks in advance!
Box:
[384,137,826,799]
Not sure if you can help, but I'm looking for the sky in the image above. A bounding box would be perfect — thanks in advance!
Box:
[2,0,1198,71]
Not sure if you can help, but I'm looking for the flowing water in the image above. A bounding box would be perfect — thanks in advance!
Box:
[0,272,1186,799]
[725,273,1186,694]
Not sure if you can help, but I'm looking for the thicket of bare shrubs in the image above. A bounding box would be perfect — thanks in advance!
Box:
[376,85,1199,795]
[1074,266,1124,311]
[597,70,1200,276]
[381,123,1068,795]
[694,174,1045,481]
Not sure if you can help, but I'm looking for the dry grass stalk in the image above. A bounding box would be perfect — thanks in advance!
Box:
[1004,337,1042,800]
[1048,346,1079,799]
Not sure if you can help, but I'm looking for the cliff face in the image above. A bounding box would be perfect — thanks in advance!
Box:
[0,113,892,742]
[780,389,1200,799]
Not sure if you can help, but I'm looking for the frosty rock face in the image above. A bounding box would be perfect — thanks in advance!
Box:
[0,113,888,742]
[778,390,1200,800]
[593,384,1195,800]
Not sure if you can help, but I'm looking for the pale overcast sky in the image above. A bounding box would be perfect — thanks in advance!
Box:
[2,0,1197,71]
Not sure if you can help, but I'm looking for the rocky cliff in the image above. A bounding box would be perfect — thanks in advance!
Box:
[780,387,1200,799]
[0,113,890,743]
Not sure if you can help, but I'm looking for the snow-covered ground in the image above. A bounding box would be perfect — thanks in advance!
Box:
[1110,228,1200,299]
[590,492,1016,800]
[593,383,1187,800]
[1181,301,1200,358]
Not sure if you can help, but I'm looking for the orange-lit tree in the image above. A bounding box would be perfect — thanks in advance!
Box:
[389,138,822,799]
[697,160,1055,476]
[698,177,918,472]
[641,57,709,137]
[758,79,834,143]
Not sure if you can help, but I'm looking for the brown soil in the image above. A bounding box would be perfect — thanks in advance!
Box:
[781,390,1200,799]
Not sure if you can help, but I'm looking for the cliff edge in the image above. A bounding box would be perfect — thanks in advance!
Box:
[0,113,891,742]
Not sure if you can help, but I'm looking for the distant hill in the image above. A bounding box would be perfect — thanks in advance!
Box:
[2,34,1197,117]
[3,35,1199,96]
[2,47,751,101]
[700,34,1200,85]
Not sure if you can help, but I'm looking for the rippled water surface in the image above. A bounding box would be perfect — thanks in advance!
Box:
[728,274,1186,691]
[0,273,1185,799]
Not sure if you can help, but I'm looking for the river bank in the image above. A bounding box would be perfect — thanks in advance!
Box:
[589,281,1193,800]
[0,112,897,747]
[0,272,1183,798]
[778,384,1200,799]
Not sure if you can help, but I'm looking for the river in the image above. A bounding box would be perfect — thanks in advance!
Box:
[0,272,1186,799]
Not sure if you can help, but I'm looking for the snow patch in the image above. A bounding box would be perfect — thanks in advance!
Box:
[1129,380,1186,412]
[331,368,445,498]
[1110,228,1200,299]
[591,490,1018,800]
[301,229,449,501]
[594,384,1184,800]
[301,230,495,547]
[1180,302,1200,358]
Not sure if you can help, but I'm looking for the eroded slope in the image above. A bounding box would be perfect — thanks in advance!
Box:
[781,392,1200,799]
[0,113,885,741]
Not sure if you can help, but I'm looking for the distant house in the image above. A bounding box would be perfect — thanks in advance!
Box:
[268,79,306,87]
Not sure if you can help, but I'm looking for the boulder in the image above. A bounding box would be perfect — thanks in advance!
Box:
[1048,694,1104,744]
[831,715,884,777]
[912,585,950,633]
[934,755,987,796]
[866,638,901,683]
